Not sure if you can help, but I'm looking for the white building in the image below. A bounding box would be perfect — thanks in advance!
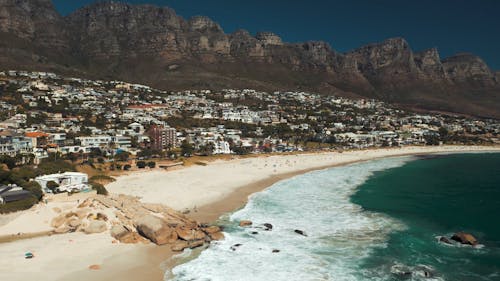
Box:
[213,141,231,154]
[77,136,112,147]
[35,172,90,194]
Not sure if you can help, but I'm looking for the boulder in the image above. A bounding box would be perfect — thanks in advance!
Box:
[51,214,67,228]
[96,213,108,221]
[451,232,478,245]
[118,232,147,244]
[171,241,189,252]
[230,243,242,251]
[439,236,452,244]
[110,225,145,244]
[171,240,205,252]
[54,226,71,234]
[203,226,221,234]
[84,220,107,234]
[209,232,225,241]
[176,226,206,241]
[135,215,177,245]
[67,218,82,229]
[263,223,273,231]
[110,225,129,239]
[239,220,253,227]
[75,209,89,219]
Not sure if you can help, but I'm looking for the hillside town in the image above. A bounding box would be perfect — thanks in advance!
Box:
[0,70,499,208]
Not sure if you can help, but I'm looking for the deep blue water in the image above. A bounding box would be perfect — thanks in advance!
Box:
[351,153,500,281]
[170,153,500,281]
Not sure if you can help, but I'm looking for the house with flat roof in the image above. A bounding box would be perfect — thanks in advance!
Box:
[35,172,90,194]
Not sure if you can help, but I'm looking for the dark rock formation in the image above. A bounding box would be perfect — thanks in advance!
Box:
[263,223,273,231]
[0,0,499,117]
[438,236,452,245]
[294,229,308,237]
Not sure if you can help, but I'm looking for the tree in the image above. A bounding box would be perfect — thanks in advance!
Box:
[181,140,194,156]
[66,152,78,163]
[91,183,108,195]
[123,164,132,171]
[46,181,59,193]
[23,181,43,200]
[147,161,156,168]
[136,161,146,169]
[114,152,130,162]
[0,155,16,170]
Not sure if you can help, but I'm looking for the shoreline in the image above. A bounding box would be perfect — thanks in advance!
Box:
[99,146,500,281]
[0,146,499,281]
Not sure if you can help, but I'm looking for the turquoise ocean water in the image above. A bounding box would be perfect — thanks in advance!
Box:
[171,153,500,281]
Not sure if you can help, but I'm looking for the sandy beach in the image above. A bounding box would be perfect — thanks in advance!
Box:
[0,145,498,281]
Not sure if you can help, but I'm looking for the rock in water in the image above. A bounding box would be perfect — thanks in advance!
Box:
[294,229,307,237]
[209,232,225,241]
[239,220,253,227]
[135,215,177,245]
[203,226,222,234]
[451,232,478,245]
[439,236,452,244]
[263,223,273,231]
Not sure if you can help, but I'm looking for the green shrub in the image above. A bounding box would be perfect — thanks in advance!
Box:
[0,197,38,214]
[136,161,146,169]
[123,164,131,171]
[91,183,108,195]
[89,175,116,183]
[46,181,59,193]
[147,161,156,168]
[23,181,43,200]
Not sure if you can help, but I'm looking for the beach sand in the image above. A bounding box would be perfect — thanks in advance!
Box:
[0,146,498,281]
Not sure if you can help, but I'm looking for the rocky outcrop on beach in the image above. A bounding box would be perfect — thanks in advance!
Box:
[0,0,499,118]
[49,194,224,250]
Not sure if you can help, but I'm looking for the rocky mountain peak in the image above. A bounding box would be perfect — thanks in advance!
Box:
[0,0,62,39]
[442,53,493,83]
[255,32,283,46]
[414,48,446,78]
[0,0,498,118]
[346,37,415,75]
[188,16,223,33]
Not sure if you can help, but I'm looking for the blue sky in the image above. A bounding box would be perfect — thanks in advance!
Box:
[53,0,500,70]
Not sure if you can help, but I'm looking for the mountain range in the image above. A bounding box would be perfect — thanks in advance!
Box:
[0,0,499,118]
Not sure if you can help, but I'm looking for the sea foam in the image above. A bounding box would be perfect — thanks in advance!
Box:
[171,157,413,281]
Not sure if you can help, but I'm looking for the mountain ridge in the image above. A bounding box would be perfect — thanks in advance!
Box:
[0,0,499,118]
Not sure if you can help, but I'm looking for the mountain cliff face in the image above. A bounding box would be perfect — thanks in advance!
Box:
[0,0,499,118]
